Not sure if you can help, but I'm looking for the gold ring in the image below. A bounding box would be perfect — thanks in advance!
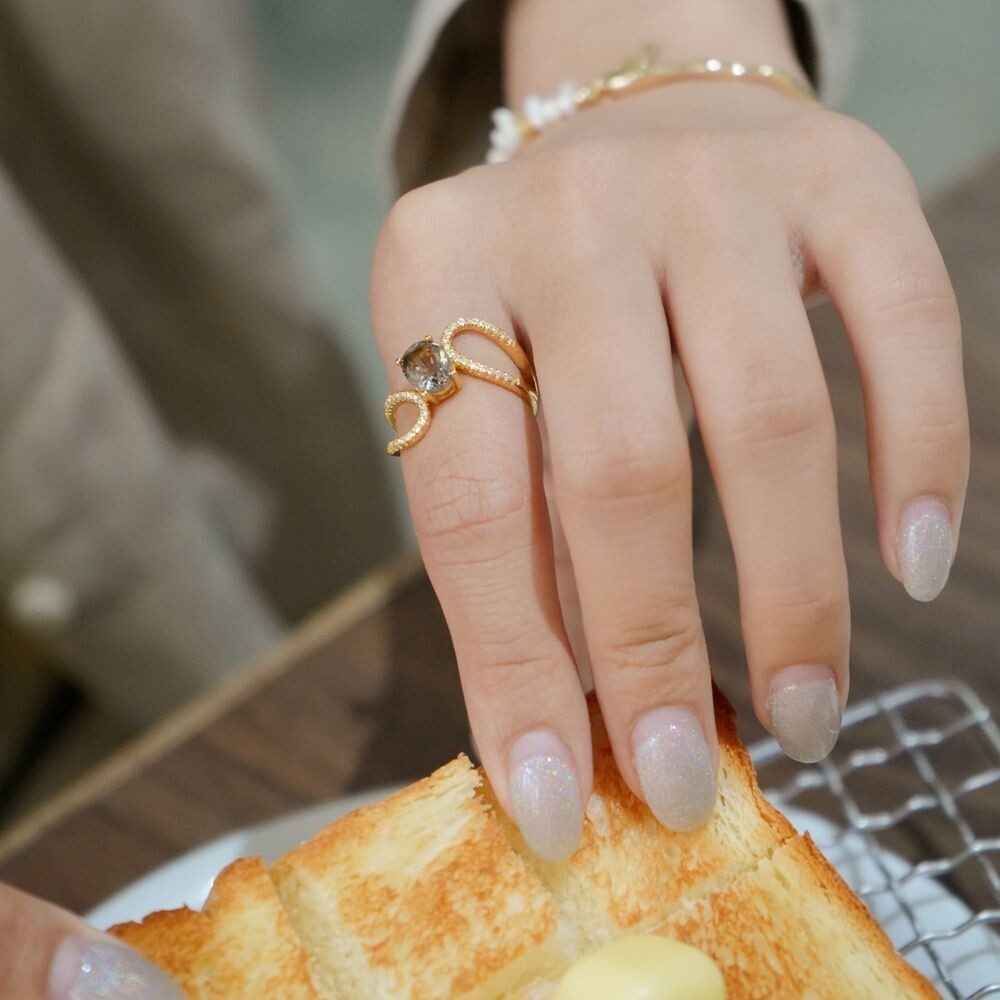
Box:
[383,317,538,456]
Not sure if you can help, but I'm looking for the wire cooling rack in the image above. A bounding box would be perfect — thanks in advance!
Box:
[750,678,1000,998]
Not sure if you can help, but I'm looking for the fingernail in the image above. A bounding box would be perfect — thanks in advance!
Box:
[632,707,716,832]
[50,937,184,999]
[898,496,954,602]
[768,665,842,764]
[508,732,584,863]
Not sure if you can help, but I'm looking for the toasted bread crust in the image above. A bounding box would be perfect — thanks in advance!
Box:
[271,755,564,999]
[112,906,207,993]
[112,856,321,998]
[480,690,797,946]
[110,691,935,999]
[788,835,938,999]
[654,834,938,999]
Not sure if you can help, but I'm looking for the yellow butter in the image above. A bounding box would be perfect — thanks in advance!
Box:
[553,935,725,1000]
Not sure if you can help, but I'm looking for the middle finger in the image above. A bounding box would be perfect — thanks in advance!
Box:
[524,252,719,833]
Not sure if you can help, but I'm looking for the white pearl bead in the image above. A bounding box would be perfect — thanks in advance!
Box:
[523,94,545,129]
[489,126,516,152]
[491,107,516,129]
[486,78,580,164]
[556,81,577,115]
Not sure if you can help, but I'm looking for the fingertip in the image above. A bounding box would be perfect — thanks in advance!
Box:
[630,705,718,833]
[896,496,955,602]
[765,664,843,764]
[507,730,586,862]
[49,936,184,999]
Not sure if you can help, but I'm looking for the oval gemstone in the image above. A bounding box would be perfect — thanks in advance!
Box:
[400,340,454,393]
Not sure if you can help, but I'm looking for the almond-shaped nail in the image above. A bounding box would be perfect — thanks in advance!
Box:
[509,732,584,863]
[50,937,184,998]
[768,665,842,764]
[898,496,954,602]
[633,707,716,832]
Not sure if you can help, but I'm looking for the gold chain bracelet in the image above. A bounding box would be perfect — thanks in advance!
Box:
[487,47,818,163]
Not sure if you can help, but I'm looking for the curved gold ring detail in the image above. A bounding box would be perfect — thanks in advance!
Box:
[383,317,537,456]
[384,390,432,457]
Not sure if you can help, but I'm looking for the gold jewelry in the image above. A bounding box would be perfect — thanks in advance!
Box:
[488,48,818,163]
[383,318,538,456]
[576,48,818,115]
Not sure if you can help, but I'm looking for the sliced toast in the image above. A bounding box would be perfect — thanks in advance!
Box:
[271,755,571,999]
[483,695,795,948]
[111,692,936,998]
[114,855,321,997]
[652,833,937,999]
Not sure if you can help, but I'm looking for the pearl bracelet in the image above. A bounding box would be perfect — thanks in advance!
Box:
[487,48,818,164]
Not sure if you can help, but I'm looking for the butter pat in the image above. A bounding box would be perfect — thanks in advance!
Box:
[553,935,725,1000]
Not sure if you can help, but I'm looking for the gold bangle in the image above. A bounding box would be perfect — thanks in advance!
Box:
[489,48,818,162]
[574,48,818,118]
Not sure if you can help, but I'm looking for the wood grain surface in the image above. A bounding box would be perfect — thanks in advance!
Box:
[1,156,998,918]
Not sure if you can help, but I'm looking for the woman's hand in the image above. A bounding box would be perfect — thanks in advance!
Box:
[370,16,967,861]
[0,882,181,998]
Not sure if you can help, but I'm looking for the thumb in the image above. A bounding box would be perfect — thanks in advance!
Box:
[0,883,183,999]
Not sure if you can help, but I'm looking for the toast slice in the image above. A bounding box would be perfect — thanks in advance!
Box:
[652,833,938,999]
[484,694,795,948]
[271,755,571,999]
[111,692,936,998]
[112,855,322,998]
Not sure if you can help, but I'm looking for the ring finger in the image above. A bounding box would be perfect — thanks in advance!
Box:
[664,205,850,763]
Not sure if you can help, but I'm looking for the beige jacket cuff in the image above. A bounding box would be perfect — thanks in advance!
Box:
[385,0,856,194]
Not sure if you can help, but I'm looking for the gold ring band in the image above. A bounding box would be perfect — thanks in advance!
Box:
[383,318,538,456]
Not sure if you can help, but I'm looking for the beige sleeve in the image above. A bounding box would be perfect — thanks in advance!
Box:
[0,171,282,723]
[385,0,857,193]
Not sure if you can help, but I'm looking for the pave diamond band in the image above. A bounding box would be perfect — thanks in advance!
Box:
[384,318,538,456]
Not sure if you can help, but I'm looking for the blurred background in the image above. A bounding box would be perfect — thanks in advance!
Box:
[0,0,998,834]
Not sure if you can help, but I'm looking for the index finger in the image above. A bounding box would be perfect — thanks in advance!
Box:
[371,189,592,862]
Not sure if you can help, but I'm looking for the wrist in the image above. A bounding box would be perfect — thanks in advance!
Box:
[505,0,804,104]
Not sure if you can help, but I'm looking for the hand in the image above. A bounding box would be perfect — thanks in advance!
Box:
[370,78,967,860]
[0,882,181,998]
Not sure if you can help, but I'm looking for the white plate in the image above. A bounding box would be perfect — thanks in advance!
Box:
[88,789,998,996]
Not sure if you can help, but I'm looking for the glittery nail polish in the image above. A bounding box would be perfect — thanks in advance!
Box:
[632,707,716,832]
[768,665,842,764]
[508,732,584,863]
[50,938,184,999]
[898,497,954,602]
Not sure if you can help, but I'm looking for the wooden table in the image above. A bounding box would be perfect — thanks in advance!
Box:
[2,157,999,919]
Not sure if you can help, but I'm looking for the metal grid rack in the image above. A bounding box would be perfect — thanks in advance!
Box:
[750,679,1000,998]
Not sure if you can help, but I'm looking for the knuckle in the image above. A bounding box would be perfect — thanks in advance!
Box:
[762,577,847,635]
[371,180,464,306]
[527,139,632,264]
[898,389,969,450]
[792,113,894,168]
[413,443,529,557]
[605,611,704,674]
[542,157,607,262]
[716,358,831,451]
[788,112,919,205]
[858,248,959,332]
[471,639,566,697]
[787,111,872,156]
[376,184,443,261]
[559,414,689,508]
